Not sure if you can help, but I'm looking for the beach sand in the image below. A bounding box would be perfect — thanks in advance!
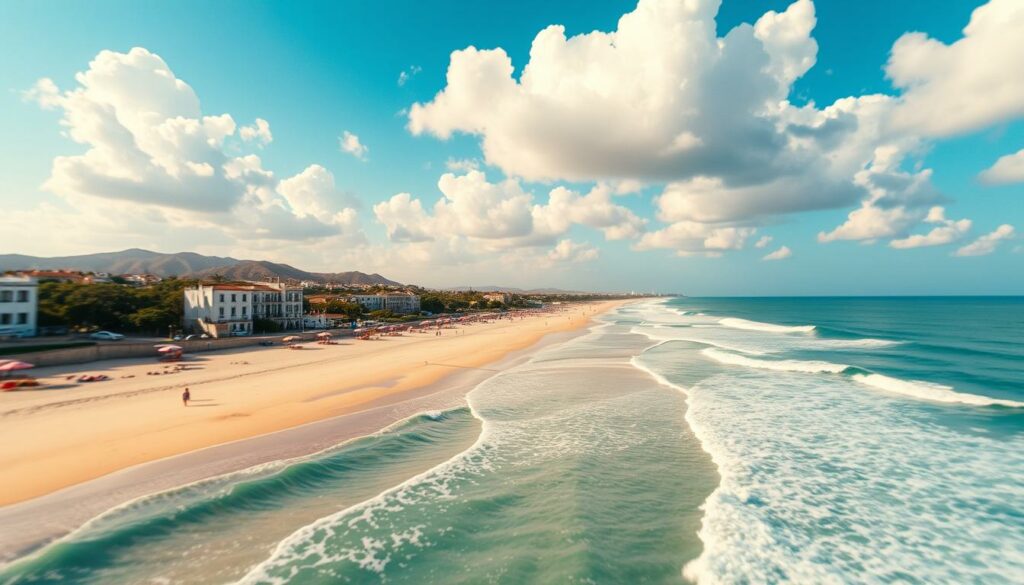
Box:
[0,301,620,508]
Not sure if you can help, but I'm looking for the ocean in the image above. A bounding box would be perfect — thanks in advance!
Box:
[2,297,1022,584]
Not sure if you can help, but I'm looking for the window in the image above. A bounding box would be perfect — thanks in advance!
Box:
[242,306,247,316]
[243,294,247,302]
[17,313,27,324]
[0,291,11,302]
[219,294,224,302]
[231,294,237,302]
[0,314,10,325]
[219,307,225,317]
[231,307,237,316]
[16,291,28,302]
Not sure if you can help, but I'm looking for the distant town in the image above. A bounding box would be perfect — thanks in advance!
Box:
[0,251,666,344]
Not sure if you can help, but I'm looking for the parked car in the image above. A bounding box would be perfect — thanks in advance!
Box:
[89,331,125,341]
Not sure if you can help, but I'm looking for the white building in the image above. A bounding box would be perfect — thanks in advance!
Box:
[483,292,512,305]
[349,293,420,314]
[183,284,254,338]
[0,275,38,338]
[250,284,303,331]
[183,281,304,337]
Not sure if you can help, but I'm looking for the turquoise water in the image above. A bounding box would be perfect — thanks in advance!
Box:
[2,298,1022,583]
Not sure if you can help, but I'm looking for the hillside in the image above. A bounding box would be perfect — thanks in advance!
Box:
[0,249,401,286]
[0,249,239,276]
[194,260,400,286]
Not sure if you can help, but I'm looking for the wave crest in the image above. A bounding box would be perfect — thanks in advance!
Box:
[718,318,815,334]
[701,348,850,374]
[852,374,1024,408]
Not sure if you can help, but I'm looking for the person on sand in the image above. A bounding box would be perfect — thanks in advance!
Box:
[182,387,191,407]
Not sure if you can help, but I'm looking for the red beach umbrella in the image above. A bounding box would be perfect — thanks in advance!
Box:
[0,361,34,372]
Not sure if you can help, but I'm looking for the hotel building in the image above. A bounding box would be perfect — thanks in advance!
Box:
[183,281,303,337]
[0,275,38,338]
[349,293,421,314]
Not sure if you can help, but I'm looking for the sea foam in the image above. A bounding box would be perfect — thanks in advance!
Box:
[852,373,1024,408]
[718,317,816,334]
[701,348,850,374]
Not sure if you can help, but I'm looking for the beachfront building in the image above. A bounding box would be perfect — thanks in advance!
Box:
[483,292,512,305]
[183,281,304,337]
[183,284,254,338]
[349,293,421,314]
[0,275,38,338]
[250,282,304,331]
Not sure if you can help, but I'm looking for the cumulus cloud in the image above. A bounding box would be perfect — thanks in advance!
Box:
[886,0,1024,137]
[339,130,368,160]
[889,207,971,249]
[548,239,599,263]
[240,118,272,145]
[373,170,644,250]
[954,224,1015,257]
[409,0,824,186]
[755,235,773,248]
[634,221,756,257]
[979,148,1024,185]
[407,0,958,252]
[22,47,361,245]
[763,245,792,260]
[818,145,943,244]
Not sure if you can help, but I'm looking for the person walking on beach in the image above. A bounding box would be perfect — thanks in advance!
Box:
[182,387,191,407]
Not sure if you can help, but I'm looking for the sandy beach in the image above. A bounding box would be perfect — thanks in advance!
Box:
[0,301,620,508]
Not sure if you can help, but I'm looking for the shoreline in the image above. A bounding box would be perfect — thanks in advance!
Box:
[0,302,622,562]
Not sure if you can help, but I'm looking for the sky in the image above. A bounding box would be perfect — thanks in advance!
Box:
[0,0,1022,295]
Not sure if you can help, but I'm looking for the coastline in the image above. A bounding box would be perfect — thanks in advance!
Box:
[0,301,624,562]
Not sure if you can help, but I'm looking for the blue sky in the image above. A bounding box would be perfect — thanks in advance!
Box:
[0,0,1021,294]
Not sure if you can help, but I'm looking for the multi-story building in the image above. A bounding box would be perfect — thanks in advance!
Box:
[183,284,254,337]
[483,292,512,305]
[250,283,304,331]
[183,281,304,337]
[349,293,421,314]
[0,275,38,338]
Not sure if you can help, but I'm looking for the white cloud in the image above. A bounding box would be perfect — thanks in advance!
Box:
[979,148,1024,185]
[886,0,1024,137]
[409,0,823,186]
[339,130,368,160]
[397,65,422,87]
[755,235,773,248]
[407,0,953,247]
[889,207,971,249]
[763,245,792,260]
[373,193,434,243]
[548,239,599,263]
[372,170,644,250]
[954,224,1015,257]
[239,118,272,145]
[634,222,756,257]
[445,157,480,172]
[818,145,943,244]
[21,47,360,245]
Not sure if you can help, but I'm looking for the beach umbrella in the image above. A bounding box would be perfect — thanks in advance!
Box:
[156,345,183,353]
[0,361,34,372]
[282,335,300,342]
[316,331,332,338]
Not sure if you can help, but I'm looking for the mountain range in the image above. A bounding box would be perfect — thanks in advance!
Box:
[0,249,401,286]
